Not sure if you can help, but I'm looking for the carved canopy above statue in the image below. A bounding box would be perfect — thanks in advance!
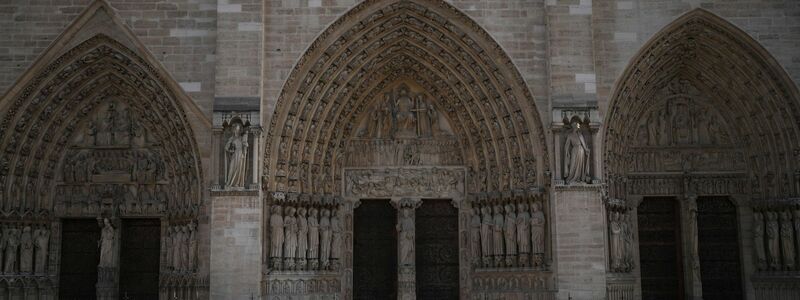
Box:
[264,0,550,195]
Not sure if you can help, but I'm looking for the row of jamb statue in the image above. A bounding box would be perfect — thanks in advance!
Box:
[269,205,343,271]
[0,224,50,275]
[470,200,546,268]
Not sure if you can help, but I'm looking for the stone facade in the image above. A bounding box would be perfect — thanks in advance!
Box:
[0,0,798,299]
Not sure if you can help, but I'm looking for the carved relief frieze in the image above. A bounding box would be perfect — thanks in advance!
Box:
[344,167,465,198]
[470,270,555,297]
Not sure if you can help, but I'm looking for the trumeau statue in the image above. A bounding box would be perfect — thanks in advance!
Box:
[225,122,249,189]
[397,207,416,266]
[563,121,590,184]
[98,218,115,268]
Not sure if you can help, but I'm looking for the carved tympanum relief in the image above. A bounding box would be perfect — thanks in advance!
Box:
[469,191,548,270]
[55,100,197,217]
[344,167,464,198]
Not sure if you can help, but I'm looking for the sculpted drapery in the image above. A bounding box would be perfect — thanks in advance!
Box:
[563,123,590,184]
[225,122,249,188]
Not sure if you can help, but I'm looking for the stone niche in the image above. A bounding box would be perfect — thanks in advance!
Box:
[212,111,262,192]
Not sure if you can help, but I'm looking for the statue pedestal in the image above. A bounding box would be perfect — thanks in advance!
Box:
[96,267,117,300]
[398,266,416,300]
[553,184,606,300]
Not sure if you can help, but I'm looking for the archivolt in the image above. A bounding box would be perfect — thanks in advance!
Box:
[0,35,203,217]
[603,9,800,199]
[264,0,549,194]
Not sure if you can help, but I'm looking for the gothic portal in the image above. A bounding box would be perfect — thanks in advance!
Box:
[1,0,800,299]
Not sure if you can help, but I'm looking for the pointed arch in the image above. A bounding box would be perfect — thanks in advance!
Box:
[602,8,800,200]
[263,0,550,194]
[0,1,206,218]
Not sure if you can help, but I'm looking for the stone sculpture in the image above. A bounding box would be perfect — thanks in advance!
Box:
[19,226,33,273]
[563,122,590,184]
[398,207,416,266]
[98,218,115,268]
[225,122,248,188]
[34,227,50,274]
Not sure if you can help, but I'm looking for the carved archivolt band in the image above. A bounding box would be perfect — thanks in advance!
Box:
[263,0,549,195]
[0,35,203,217]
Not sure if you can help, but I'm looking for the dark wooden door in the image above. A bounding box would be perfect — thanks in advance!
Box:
[59,219,100,300]
[119,219,161,300]
[638,197,684,300]
[415,199,459,299]
[697,197,743,300]
[354,200,397,299]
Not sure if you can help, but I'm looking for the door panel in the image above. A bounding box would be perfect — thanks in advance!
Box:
[415,199,459,299]
[59,219,100,300]
[353,200,397,299]
[119,218,161,300]
[638,197,683,300]
[697,197,743,300]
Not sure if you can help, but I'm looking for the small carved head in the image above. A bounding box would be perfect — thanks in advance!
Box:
[531,201,541,212]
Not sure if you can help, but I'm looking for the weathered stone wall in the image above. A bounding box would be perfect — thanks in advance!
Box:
[0,0,218,116]
[209,195,262,300]
[592,0,800,115]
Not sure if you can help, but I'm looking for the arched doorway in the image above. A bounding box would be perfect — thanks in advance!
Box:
[261,0,553,299]
[0,3,208,298]
[602,9,800,300]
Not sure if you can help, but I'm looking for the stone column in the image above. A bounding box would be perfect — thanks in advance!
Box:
[341,197,359,300]
[211,128,222,190]
[392,198,422,300]
[681,195,702,300]
[248,126,262,190]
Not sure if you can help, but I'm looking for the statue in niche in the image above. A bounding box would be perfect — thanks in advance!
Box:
[3,227,20,273]
[397,207,416,266]
[34,227,49,274]
[492,204,505,264]
[516,202,531,266]
[609,212,623,271]
[480,205,493,261]
[331,209,343,269]
[765,211,780,270]
[283,206,298,268]
[563,121,590,184]
[470,207,482,265]
[530,202,545,256]
[19,226,33,273]
[504,203,517,266]
[753,212,767,270]
[270,206,284,262]
[320,208,332,269]
[98,218,115,268]
[308,207,320,269]
[394,85,417,138]
[225,122,248,189]
[297,207,309,267]
[780,211,795,270]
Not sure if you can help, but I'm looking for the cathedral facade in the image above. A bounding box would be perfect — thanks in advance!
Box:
[0,0,799,299]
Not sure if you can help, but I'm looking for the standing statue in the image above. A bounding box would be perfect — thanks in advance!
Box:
[297,207,309,266]
[492,204,505,264]
[181,226,190,271]
[394,85,417,138]
[563,122,590,184]
[480,205,493,261]
[173,225,185,271]
[98,219,115,268]
[622,213,633,270]
[270,206,285,262]
[685,199,700,277]
[283,206,298,268]
[379,99,394,139]
[19,226,33,273]
[331,209,343,268]
[189,222,197,271]
[794,210,800,270]
[780,211,795,270]
[319,208,332,269]
[753,211,767,270]
[530,202,546,256]
[427,102,439,137]
[504,203,517,265]
[516,202,532,265]
[225,122,249,189]
[470,207,482,264]
[34,227,50,274]
[609,212,623,271]
[397,207,416,266]
[165,226,175,269]
[766,211,780,270]
[4,227,20,273]
[308,207,320,269]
